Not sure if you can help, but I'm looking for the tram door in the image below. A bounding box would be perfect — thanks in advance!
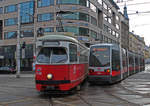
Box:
[111,48,121,82]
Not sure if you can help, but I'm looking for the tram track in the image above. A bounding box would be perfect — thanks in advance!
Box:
[77,92,93,106]
[101,84,140,106]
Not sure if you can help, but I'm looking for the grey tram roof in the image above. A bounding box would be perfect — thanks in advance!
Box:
[90,43,119,47]
[37,34,79,44]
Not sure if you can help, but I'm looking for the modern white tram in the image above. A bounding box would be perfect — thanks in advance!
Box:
[88,43,145,84]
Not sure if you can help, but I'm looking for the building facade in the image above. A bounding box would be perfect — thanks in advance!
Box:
[144,46,150,59]
[129,32,145,56]
[0,0,126,70]
[119,5,129,50]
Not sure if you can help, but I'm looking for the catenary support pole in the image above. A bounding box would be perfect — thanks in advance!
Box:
[16,4,21,78]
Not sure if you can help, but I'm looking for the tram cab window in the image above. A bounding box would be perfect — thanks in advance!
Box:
[37,47,67,63]
[112,49,120,71]
[37,47,50,63]
[51,48,68,63]
[69,44,77,62]
[89,46,110,67]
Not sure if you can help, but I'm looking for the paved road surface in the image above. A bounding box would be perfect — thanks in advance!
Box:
[0,64,150,106]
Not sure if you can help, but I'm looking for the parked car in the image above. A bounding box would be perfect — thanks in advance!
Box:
[0,66,16,74]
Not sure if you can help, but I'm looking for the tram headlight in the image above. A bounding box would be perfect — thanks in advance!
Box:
[107,69,110,73]
[105,69,110,73]
[47,74,53,80]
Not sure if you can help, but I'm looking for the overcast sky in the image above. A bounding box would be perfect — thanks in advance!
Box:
[115,0,150,46]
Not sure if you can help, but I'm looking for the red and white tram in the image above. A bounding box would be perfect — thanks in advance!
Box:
[35,34,89,91]
[88,43,145,84]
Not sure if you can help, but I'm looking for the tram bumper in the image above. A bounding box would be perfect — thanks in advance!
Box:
[88,75,111,84]
[36,80,72,91]
[36,80,71,85]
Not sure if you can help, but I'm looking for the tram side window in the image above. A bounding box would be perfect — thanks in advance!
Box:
[129,56,134,67]
[79,46,88,63]
[69,44,77,62]
[112,50,120,71]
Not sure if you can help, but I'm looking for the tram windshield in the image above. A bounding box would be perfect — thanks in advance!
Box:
[89,46,110,67]
[37,47,68,64]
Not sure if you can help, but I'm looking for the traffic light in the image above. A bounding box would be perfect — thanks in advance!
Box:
[22,41,26,49]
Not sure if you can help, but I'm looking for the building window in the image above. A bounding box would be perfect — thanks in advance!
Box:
[43,27,54,32]
[108,27,112,34]
[91,16,97,26]
[98,0,102,5]
[4,31,17,39]
[79,12,89,22]
[0,21,2,40]
[79,27,89,36]
[25,44,33,58]
[112,30,116,36]
[21,30,34,37]
[20,1,34,24]
[3,45,16,59]
[116,15,119,21]
[56,0,88,7]
[90,30,97,39]
[108,18,112,24]
[0,7,3,14]
[108,8,112,14]
[38,13,54,22]
[4,4,17,13]
[58,12,89,22]
[56,26,79,35]
[103,13,108,21]
[116,33,119,38]
[104,24,108,32]
[103,2,108,10]
[4,18,17,26]
[90,2,97,12]
[116,24,120,29]
[38,0,54,7]
[56,26,89,36]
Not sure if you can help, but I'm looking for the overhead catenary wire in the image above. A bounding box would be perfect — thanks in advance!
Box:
[128,11,150,15]
[117,2,150,6]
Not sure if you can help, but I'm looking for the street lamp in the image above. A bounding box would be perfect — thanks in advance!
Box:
[16,2,36,78]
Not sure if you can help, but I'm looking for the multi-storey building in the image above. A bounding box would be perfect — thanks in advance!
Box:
[0,0,126,70]
[144,46,150,59]
[129,32,145,55]
[119,5,129,50]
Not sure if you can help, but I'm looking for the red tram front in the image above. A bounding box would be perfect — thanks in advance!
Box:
[35,35,89,91]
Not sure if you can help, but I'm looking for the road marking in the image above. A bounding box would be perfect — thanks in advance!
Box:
[53,100,76,106]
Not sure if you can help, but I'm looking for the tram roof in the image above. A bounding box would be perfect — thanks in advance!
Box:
[90,43,118,47]
[37,34,79,44]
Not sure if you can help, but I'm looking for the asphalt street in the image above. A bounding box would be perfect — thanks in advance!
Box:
[0,64,150,106]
